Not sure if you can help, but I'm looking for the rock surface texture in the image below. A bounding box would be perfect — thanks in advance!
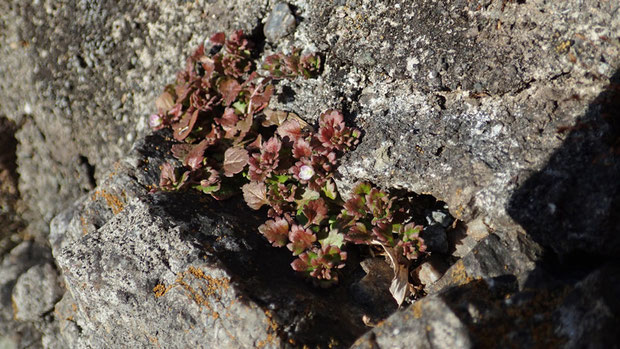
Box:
[0,0,618,348]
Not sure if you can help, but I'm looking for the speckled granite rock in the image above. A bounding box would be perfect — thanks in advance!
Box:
[47,132,384,348]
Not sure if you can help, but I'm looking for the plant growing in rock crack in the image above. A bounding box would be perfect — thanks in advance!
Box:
[150,30,426,304]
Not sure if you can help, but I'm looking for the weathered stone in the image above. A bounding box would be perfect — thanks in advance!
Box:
[414,255,450,287]
[264,3,297,43]
[0,241,50,348]
[49,132,381,348]
[555,263,620,349]
[351,296,473,349]
[12,263,64,322]
[0,0,617,347]
[426,234,539,294]
[420,224,448,254]
[269,0,620,261]
[349,258,397,321]
[0,0,271,236]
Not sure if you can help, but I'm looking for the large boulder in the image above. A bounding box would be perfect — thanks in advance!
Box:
[48,132,387,348]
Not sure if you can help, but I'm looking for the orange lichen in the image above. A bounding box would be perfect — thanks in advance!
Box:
[79,215,89,235]
[153,266,230,321]
[256,310,279,348]
[92,189,126,214]
[153,284,171,298]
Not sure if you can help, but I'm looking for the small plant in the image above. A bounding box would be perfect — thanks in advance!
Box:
[151,31,425,304]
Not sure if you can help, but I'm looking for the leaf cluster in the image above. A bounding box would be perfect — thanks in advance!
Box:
[151,31,425,298]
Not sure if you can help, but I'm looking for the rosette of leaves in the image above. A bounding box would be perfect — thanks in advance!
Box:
[263,48,321,79]
[150,30,425,303]
[153,31,326,201]
[337,182,427,304]
[243,109,361,286]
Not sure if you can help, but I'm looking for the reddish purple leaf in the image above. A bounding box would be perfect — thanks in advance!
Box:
[258,217,289,247]
[209,32,226,45]
[242,182,268,210]
[219,78,242,106]
[173,109,199,141]
[293,138,312,159]
[223,147,249,177]
[303,198,328,226]
[287,224,316,255]
[215,108,239,139]
[184,139,210,170]
[170,143,193,161]
[277,119,302,141]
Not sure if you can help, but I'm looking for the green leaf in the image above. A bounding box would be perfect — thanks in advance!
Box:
[353,182,372,195]
[295,189,320,210]
[232,100,247,114]
[275,174,289,183]
[322,180,338,200]
[320,229,344,248]
[193,184,219,194]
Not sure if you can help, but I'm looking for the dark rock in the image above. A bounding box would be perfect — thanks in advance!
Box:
[264,3,297,43]
[351,295,473,349]
[426,234,540,295]
[420,224,448,254]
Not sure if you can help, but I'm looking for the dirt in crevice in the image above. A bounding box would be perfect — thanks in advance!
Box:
[0,116,26,257]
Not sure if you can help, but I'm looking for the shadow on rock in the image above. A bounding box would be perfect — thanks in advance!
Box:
[507,69,620,261]
[145,132,390,348]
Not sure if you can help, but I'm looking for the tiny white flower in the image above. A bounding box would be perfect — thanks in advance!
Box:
[149,114,163,128]
[299,165,314,181]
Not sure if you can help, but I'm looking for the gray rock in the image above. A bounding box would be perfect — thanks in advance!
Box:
[0,241,51,348]
[271,0,620,262]
[49,132,377,348]
[12,263,64,322]
[0,0,271,237]
[0,0,617,347]
[354,264,617,349]
[351,296,473,349]
[264,3,297,43]
[426,234,540,294]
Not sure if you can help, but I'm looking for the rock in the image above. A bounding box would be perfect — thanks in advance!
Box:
[351,296,473,349]
[350,258,397,320]
[420,224,448,254]
[555,263,620,349]
[276,0,620,262]
[0,116,23,257]
[12,263,64,322]
[0,0,272,237]
[449,217,491,258]
[0,242,52,327]
[354,264,619,349]
[426,234,539,294]
[49,132,380,348]
[414,255,449,287]
[0,0,617,347]
[0,241,51,348]
[264,3,297,43]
